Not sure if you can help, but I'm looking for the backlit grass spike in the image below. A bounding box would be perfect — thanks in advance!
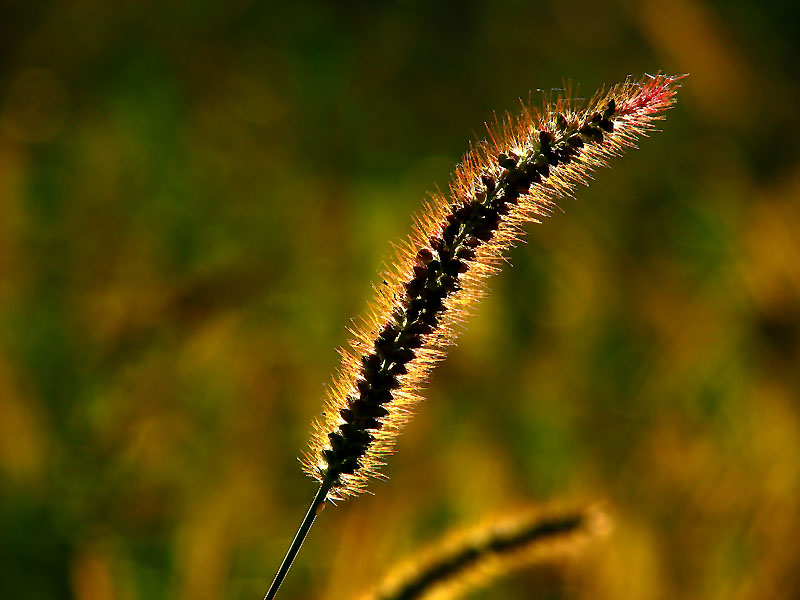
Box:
[302,73,683,501]
[361,504,610,600]
[264,73,681,600]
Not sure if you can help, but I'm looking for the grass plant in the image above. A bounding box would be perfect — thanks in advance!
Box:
[362,505,609,600]
[264,73,682,600]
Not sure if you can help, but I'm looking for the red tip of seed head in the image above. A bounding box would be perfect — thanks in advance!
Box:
[618,73,687,118]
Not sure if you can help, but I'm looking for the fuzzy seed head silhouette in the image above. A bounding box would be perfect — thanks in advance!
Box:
[362,505,610,600]
[302,74,682,500]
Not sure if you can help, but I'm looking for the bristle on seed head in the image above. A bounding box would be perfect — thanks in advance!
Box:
[301,73,682,500]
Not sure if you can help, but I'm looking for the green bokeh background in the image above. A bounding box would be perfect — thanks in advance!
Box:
[1,1,799,599]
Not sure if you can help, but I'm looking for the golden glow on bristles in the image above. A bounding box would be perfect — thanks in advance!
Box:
[302,74,682,500]
[361,504,611,600]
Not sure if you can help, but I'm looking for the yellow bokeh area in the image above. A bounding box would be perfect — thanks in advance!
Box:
[1,2,798,599]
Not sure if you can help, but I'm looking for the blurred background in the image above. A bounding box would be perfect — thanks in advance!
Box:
[1,0,799,599]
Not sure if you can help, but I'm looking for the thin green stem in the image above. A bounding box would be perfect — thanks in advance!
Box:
[263,481,332,600]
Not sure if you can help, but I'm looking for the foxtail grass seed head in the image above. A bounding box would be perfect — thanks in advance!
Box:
[361,505,610,600]
[302,74,682,500]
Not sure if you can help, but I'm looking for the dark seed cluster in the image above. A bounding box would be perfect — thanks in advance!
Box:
[321,102,618,485]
